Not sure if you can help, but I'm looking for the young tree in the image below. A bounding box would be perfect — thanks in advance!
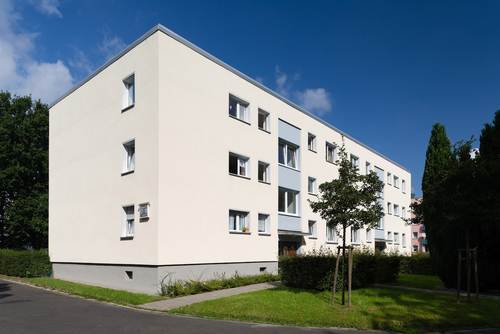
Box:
[309,144,384,305]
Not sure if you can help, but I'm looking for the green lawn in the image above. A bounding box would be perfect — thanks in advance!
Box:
[22,277,164,305]
[395,274,444,290]
[172,286,500,334]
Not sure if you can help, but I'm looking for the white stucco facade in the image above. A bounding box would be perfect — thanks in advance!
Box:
[49,25,411,294]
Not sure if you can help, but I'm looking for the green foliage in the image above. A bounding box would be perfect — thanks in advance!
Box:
[159,272,279,297]
[420,112,500,290]
[395,274,444,290]
[279,251,400,290]
[309,145,385,239]
[0,92,48,249]
[0,248,51,277]
[399,253,434,275]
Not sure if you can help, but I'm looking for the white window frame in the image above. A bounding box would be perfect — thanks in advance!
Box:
[122,205,134,239]
[308,220,317,238]
[365,161,372,175]
[257,109,270,132]
[228,210,250,233]
[351,227,360,243]
[258,161,270,183]
[350,154,360,170]
[402,233,406,247]
[229,95,250,123]
[401,206,406,219]
[308,133,317,152]
[387,172,392,185]
[402,179,406,193]
[387,202,393,215]
[394,204,400,217]
[229,152,250,178]
[394,175,400,188]
[394,232,400,244]
[387,231,393,243]
[326,225,337,243]
[366,228,373,242]
[325,142,336,163]
[138,202,150,220]
[278,187,299,216]
[122,139,135,174]
[258,213,270,234]
[308,176,317,194]
[122,74,135,110]
[278,140,299,170]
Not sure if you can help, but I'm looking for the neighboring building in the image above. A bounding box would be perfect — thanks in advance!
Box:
[411,197,427,253]
[49,25,412,294]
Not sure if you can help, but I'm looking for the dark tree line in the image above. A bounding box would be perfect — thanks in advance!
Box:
[419,111,500,290]
[0,92,48,249]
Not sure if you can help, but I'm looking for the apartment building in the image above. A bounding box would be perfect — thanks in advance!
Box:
[49,25,411,294]
[411,197,427,253]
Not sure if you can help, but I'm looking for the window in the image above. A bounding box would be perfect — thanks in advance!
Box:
[366,228,373,242]
[138,203,150,221]
[394,204,400,217]
[258,109,270,132]
[394,232,400,244]
[401,206,406,219]
[375,166,385,183]
[365,161,372,175]
[228,210,249,233]
[387,172,392,185]
[377,216,384,229]
[326,225,337,243]
[278,187,299,215]
[393,175,400,188]
[122,140,135,174]
[413,232,418,240]
[258,214,270,234]
[308,133,317,152]
[351,227,360,243]
[229,153,249,177]
[387,231,392,242]
[258,161,270,183]
[122,74,135,110]
[350,154,359,170]
[387,202,393,215]
[308,177,317,194]
[413,245,418,252]
[308,220,317,238]
[278,140,298,169]
[326,142,336,163]
[228,95,249,123]
[402,179,407,193]
[122,206,134,238]
[402,233,406,247]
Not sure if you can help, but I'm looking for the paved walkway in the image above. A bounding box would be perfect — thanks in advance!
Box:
[140,282,279,311]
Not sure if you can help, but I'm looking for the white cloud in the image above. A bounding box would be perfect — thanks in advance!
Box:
[34,0,62,18]
[0,0,73,104]
[98,34,126,60]
[274,66,333,116]
[68,48,94,75]
[296,88,332,116]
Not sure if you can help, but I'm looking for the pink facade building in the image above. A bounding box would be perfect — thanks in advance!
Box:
[411,197,427,253]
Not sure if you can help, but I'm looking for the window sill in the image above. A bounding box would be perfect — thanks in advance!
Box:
[351,242,361,245]
[258,180,271,185]
[308,149,317,153]
[229,173,250,180]
[278,212,300,218]
[325,159,335,165]
[258,128,271,134]
[308,192,318,196]
[326,241,338,244]
[366,240,372,243]
[278,163,300,172]
[120,236,134,240]
[308,236,318,239]
[229,231,251,235]
[122,104,135,112]
[258,232,271,236]
[229,115,251,126]
[121,170,135,176]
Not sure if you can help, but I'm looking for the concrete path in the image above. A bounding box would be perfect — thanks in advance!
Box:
[140,282,279,311]
[0,279,386,334]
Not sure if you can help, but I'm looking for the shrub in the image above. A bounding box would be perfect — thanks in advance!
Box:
[0,249,51,277]
[279,250,400,290]
[400,253,434,275]
[159,272,279,297]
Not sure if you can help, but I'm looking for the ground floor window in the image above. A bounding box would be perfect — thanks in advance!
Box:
[122,205,134,238]
[258,214,270,234]
[228,210,249,233]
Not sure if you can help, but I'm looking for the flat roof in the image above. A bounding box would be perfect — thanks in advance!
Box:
[50,24,409,173]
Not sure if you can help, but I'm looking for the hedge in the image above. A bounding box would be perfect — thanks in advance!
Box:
[279,251,400,290]
[399,253,434,275]
[0,249,51,277]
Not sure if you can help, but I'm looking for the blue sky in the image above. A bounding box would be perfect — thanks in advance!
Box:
[2,0,500,195]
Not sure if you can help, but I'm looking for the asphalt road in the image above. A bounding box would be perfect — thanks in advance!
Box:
[0,279,378,334]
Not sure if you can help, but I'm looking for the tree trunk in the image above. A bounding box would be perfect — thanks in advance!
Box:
[0,194,5,248]
[342,224,346,305]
